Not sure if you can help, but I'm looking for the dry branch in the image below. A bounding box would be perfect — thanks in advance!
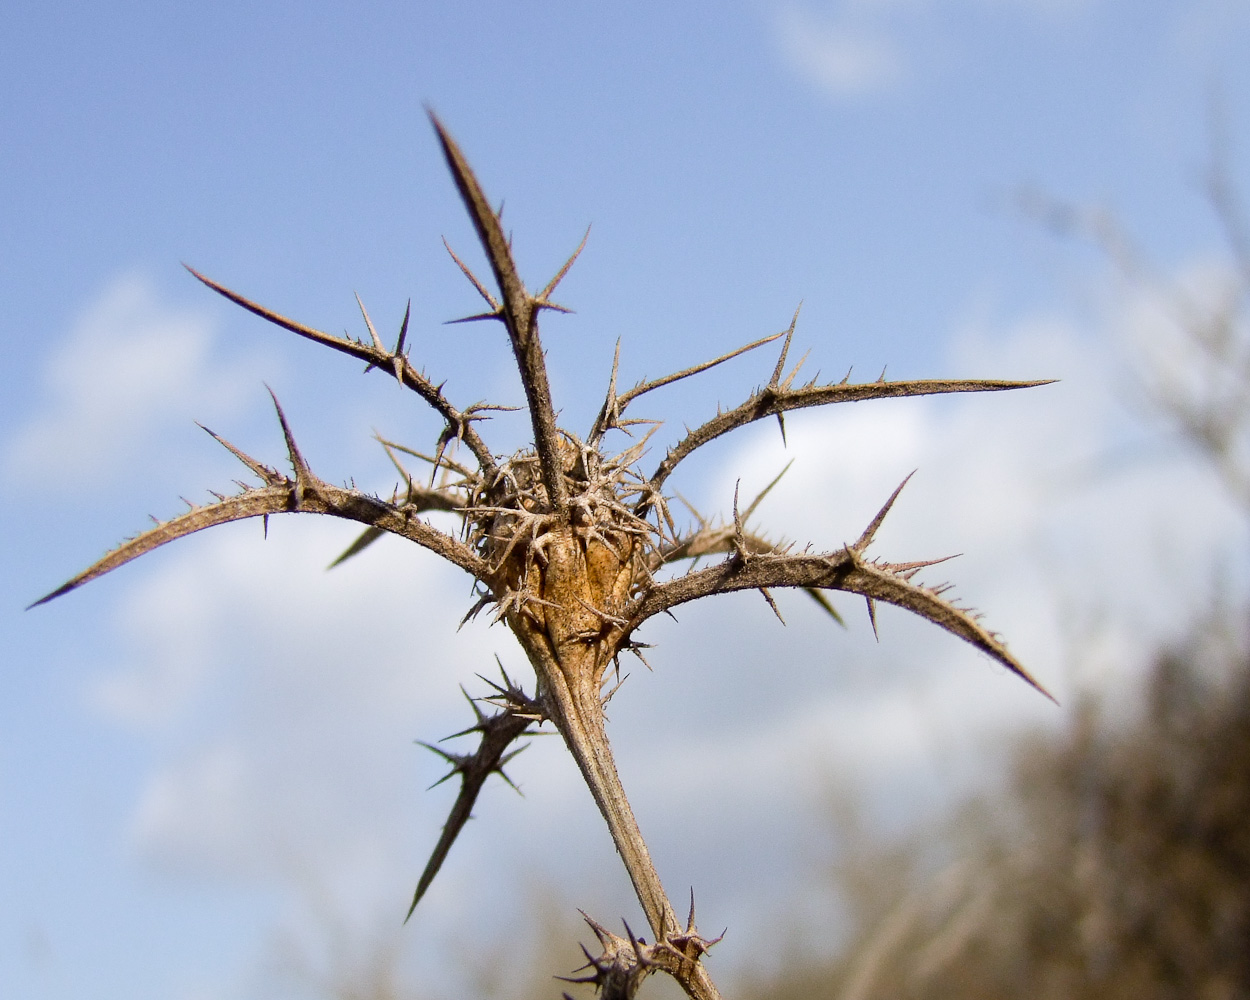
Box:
[186,266,499,476]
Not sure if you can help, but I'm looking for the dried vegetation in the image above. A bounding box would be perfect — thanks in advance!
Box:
[34,115,1051,999]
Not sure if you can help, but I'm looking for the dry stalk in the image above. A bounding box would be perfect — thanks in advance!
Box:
[32,113,1054,1000]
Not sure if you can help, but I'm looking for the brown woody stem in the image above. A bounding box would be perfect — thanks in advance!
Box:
[514,627,723,1000]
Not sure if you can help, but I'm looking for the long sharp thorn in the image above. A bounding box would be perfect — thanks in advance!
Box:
[355,292,385,353]
[266,388,309,476]
[769,303,801,387]
[853,471,915,552]
[866,596,880,640]
[196,422,283,487]
[406,768,487,920]
[742,459,794,522]
[804,587,846,627]
[430,429,454,487]
[441,719,485,742]
[605,336,621,409]
[497,744,529,783]
[425,768,460,791]
[688,887,697,931]
[428,111,526,315]
[440,236,500,310]
[459,595,492,629]
[608,337,621,383]
[622,920,647,963]
[538,224,591,301]
[580,910,612,944]
[776,412,787,446]
[888,555,959,574]
[415,739,459,765]
[395,299,411,356]
[266,387,314,509]
[616,330,785,411]
[465,684,489,725]
[378,438,409,480]
[185,265,326,342]
[732,480,744,541]
[759,587,786,625]
[783,347,813,389]
[492,653,510,686]
[328,526,384,569]
[444,310,502,325]
[263,514,269,539]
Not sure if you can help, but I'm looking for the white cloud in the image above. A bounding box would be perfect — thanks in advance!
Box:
[775,5,905,98]
[99,514,511,838]
[4,273,265,492]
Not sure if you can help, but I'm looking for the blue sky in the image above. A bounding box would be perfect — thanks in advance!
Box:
[3,3,1250,998]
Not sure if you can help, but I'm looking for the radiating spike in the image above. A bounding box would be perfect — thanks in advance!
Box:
[601,338,621,428]
[494,746,529,791]
[742,460,794,523]
[444,310,502,326]
[885,555,959,574]
[440,237,500,311]
[416,739,461,766]
[196,422,284,487]
[852,471,916,553]
[395,299,411,356]
[428,111,528,318]
[769,304,801,387]
[538,224,591,302]
[614,330,785,415]
[803,588,846,626]
[759,587,786,625]
[731,480,744,542]
[462,683,490,727]
[355,292,385,353]
[265,387,313,508]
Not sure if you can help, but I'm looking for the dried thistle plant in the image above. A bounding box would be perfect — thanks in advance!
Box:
[34,115,1053,1000]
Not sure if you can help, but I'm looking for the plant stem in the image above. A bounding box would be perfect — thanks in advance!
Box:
[515,623,723,1000]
